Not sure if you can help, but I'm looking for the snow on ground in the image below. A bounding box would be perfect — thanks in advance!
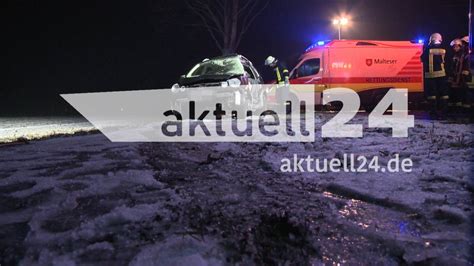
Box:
[0,117,95,143]
[0,115,473,265]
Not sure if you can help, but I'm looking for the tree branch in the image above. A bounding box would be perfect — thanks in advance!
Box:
[185,0,269,54]
[236,0,269,48]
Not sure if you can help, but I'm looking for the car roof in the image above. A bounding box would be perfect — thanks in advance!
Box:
[206,54,253,65]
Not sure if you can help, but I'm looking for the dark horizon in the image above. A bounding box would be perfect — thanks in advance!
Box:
[2,0,471,115]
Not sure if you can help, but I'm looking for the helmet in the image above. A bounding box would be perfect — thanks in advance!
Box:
[429,33,443,45]
[450,39,463,47]
[265,56,277,66]
[461,36,469,43]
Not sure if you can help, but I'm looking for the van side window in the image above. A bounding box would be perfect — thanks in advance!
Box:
[297,59,321,78]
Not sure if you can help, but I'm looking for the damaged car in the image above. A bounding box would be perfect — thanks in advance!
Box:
[171,54,267,113]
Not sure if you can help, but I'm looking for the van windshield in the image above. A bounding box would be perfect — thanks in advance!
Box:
[186,57,245,78]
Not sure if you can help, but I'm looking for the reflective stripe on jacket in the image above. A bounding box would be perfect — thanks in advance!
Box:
[422,45,446,79]
[274,62,289,85]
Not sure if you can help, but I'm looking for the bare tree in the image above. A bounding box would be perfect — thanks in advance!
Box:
[187,0,269,55]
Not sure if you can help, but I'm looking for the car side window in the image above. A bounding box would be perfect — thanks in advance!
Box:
[243,65,256,79]
[297,59,321,78]
[250,65,261,79]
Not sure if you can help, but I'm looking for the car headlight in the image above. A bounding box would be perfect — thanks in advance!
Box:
[227,78,241,88]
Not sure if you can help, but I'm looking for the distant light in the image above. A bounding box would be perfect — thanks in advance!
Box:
[333,17,350,26]
[340,17,349,26]
[317,41,325,46]
[418,39,424,44]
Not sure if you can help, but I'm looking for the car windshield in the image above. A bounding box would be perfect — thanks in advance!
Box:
[186,57,245,77]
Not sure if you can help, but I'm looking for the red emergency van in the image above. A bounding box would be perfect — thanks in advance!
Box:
[289,40,424,110]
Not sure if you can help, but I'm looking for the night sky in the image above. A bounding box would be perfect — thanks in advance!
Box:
[2,0,470,115]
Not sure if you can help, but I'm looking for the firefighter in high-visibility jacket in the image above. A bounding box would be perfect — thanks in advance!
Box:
[447,39,471,112]
[265,56,290,85]
[265,56,290,110]
[421,33,449,118]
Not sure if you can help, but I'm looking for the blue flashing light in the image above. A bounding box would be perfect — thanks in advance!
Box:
[418,39,424,44]
[306,40,331,52]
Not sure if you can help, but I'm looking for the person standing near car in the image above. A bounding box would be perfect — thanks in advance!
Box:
[447,39,471,114]
[422,33,449,118]
[265,56,290,112]
[265,56,290,86]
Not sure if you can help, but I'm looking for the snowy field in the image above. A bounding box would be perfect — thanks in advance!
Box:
[0,115,473,265]
[0,117,96,144]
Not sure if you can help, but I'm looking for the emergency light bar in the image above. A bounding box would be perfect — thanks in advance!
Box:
[306,39,423,52]
[306,40,332,52]
[409,39,425,45]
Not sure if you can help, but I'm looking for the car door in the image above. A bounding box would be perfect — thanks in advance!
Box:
[290,56,326,105]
